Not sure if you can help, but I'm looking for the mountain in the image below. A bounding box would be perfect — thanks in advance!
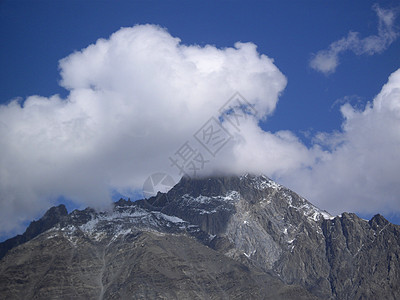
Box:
[0,174,399,299]
[0,204,68,260]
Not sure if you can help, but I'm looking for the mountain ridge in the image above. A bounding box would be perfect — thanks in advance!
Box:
[1,173,399,299]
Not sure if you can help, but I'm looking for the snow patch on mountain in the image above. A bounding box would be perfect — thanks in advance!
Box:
[282,190,333,222]
[47,206,192,243]
[182,191,240,204]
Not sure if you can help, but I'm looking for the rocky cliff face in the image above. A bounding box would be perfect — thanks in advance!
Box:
[0,201,314,300]
[0,174,399,299]
[0,204,68,260]
[140,174,400,299]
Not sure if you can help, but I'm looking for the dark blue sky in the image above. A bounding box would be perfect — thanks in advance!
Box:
[0,0,399,236]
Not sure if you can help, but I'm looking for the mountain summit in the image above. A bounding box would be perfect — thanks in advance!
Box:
[0,174,399,299]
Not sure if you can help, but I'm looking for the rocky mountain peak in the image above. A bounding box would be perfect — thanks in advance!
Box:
[368,213,390,229]
[166,174,242,198]
[0,173,399,299]
[25,204,68,237]
[165,173,282,200]
[0,204,68,260]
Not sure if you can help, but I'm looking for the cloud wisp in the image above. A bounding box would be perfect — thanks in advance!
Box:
[310,5,399,74]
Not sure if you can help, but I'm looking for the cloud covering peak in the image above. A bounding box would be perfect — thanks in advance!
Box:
[0,24,287,235]
[1,24,400,237]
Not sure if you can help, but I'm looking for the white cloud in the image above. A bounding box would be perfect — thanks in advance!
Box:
[219,67,400,217]
[1,23,400,238]
[310,5,399,74]
[279,68,400,216]
[0,24,287,236]
[203,67,400,218]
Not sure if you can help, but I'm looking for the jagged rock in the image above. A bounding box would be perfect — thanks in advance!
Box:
[0,204,68,260]
[322,213,400,299]
[138,174,400,299]
[0,203,315,300]
[0,174,399,299]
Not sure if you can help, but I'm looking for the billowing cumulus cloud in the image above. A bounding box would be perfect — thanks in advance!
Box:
[0,24,287,236]
[280,69,400,216]
[310,5,399,74]
[1,23,400,237]
[215,68,400,217]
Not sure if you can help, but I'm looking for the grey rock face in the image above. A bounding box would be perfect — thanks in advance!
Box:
[0,204,315,300]
[0,173,399,299]
[141,174,400,299]
[0,204,68,260]
[321,213,400,299]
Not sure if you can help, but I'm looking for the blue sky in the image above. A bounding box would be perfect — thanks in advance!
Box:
[2,0,399,135]
[1,0,400,239]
